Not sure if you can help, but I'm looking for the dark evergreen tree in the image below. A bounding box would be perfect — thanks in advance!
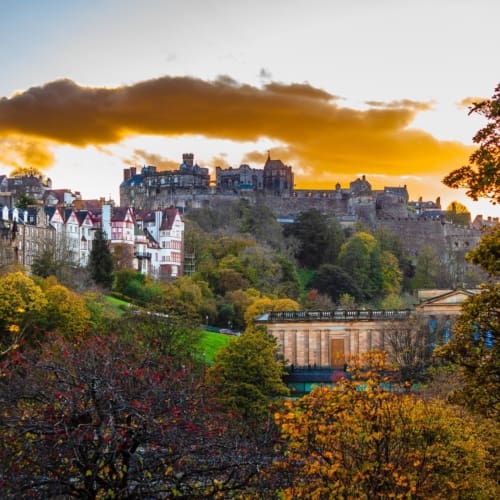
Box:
[285,209,345,269]
[309,264,363,303]
[88,229,113,288]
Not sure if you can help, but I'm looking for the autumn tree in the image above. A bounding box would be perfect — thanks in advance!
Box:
[443,82,500,203]
[0,335,282,498]
[445,200,471,225]
[437,85,500,419]
[116,308,203,365]
[274,372,498,498]
[0,271,47,356]
[243,296,300,329]
[207,328,290,422]
[88,228,114,288]
[111,242,134,271]
[38,277,91,337]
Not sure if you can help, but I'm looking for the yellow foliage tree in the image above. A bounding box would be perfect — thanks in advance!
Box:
[274,363,498,498]
[0,272,47,343]
[244,296,300,331]
[40,281,91,337]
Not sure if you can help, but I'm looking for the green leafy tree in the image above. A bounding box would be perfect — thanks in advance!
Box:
[117,308,203,365]
[238,199,286,249]
[338,231,382,300]
[88,229,114,288]
[15,193,37,209]
[207,329,290,421]
[411,245,441,289]
[443,82,500,203]
[380,250,402,295]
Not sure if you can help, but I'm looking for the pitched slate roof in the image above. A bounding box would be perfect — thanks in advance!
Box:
[160,207,181,230]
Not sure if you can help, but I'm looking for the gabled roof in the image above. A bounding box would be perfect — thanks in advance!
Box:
[112,206,133,221]
[43,189,71,203]
[160,207,181,230]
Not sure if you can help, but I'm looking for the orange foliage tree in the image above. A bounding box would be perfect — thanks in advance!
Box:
[274,353,498,499]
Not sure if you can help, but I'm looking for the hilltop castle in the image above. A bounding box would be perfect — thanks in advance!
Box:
[119,152,410,222]
[119,153,492,281]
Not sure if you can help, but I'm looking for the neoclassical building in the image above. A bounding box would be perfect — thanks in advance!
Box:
[256,309,413,368]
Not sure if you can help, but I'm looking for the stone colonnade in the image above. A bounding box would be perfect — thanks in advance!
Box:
[265,320,404,368]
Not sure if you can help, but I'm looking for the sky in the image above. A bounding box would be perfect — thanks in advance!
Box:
[0,0,498,218]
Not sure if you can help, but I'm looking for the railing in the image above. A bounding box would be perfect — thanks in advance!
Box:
[263,309,413,322]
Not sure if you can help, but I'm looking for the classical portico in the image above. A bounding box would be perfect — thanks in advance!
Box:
[255,310,414,368]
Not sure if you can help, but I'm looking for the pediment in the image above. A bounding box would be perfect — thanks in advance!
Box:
[419,289,478,306]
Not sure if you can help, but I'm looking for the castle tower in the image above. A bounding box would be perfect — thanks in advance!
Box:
[182,153,194,168]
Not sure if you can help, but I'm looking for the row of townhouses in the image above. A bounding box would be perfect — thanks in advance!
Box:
[0,203,184,280]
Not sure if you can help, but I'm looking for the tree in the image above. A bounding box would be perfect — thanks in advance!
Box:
[0,335,281,498]
[443,83,500,203]
[0,272,47,355]
[338,231,382,300]
[238,199,286,249]
[466,224,500,277]
[437,85,500,419]
[308,264,363,303]
[274,374,498,498]
[15,192,37,209]
[436,283,499,419]
[285,209,345,269]
[385,318,433,382]
[117,308,203,365]
[380,250,402,296]
[207,329,290,422]
[111,242,134,271]
[243,296,300,328]
[38,278,91,337]
[411,245,441,290]
[88,229,114,288]
[445,200,471,225]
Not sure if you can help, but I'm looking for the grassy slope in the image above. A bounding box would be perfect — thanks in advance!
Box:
[199,331,232,363]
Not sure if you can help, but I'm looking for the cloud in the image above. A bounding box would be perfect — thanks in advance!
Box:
[0,75,473,185]
[123,149,179,171]
[365,99,434,111]
[0,136,54,171]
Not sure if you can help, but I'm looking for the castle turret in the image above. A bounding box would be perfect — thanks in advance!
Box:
[182,153,194,169]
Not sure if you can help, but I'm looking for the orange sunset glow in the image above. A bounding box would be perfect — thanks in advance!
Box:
[0,0,498,218]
